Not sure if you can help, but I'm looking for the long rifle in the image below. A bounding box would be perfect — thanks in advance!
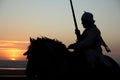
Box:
[70,0,81,41]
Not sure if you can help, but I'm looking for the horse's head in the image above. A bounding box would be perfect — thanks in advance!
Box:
[23,37,68,60]
[23,37,43,59]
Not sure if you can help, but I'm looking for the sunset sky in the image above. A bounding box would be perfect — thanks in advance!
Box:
[0,0,120,63]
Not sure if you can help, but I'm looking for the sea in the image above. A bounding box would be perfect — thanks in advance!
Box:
[0,60,27,68]
[0,60,27,78]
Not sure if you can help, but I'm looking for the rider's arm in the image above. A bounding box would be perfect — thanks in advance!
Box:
[75,29,81,42]
[75,28,99,49]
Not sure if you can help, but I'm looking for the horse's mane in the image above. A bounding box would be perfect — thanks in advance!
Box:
[24,37,67,57]
[37,37,67,49]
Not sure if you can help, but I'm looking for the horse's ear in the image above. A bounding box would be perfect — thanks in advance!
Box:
[30,37,35,44]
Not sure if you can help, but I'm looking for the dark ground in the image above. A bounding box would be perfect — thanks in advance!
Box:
[0,67,120,80]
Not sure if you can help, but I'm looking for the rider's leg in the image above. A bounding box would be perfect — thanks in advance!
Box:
[85,49,97,69]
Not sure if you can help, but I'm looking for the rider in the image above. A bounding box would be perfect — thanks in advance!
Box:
[68,11,112,69]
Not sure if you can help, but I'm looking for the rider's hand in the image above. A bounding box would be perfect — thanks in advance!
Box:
[75,29,80,35]
[105,46,111,53]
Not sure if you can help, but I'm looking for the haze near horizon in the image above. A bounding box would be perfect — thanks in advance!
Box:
[0,0,120,64]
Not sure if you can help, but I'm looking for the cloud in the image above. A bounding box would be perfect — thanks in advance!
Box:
[0,40,29,48]
[0,40,29,44]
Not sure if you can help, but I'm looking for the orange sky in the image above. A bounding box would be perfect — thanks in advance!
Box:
[0,0,120,64]
[0,40,29,60]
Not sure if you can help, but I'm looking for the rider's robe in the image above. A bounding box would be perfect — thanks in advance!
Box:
[76,25,111,68]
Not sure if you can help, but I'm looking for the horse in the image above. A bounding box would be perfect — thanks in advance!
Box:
[67,48,120,80]
[24,37,120,80]
[23,37,69,80]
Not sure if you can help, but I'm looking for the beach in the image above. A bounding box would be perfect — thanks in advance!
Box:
[0,68,27,80]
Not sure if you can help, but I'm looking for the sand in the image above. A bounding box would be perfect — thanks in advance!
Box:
[0,68,27,80]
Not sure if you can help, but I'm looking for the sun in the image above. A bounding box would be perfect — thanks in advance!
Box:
[4,48,24,61]
[11,58,16,61]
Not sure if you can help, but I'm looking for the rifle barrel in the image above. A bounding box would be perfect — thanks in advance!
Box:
[70,0,78,30]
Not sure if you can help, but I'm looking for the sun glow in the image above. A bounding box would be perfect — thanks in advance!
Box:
[11,58,16,61]
[0,40,28,60]
[3,48,26,60]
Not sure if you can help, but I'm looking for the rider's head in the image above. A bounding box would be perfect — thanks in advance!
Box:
[81,11,95,28]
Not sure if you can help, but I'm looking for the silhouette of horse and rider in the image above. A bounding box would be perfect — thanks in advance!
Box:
[23,12,120,80]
